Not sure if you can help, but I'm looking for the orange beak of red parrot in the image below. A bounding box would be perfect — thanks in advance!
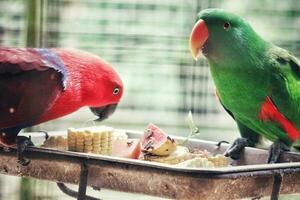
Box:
[189,19,209,60]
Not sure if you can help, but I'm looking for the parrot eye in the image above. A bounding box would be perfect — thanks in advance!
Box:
[223,22,230,30]
[113,87,120,95]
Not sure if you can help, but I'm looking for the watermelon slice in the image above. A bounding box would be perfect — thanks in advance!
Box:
[141,123,177,156]
[112,139,141,159]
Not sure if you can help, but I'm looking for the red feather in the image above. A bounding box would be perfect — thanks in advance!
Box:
[0,48,48,71]
[259,96,300,140]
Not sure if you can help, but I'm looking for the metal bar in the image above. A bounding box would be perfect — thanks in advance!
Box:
[78,161,88,200]
[57,182,79,198]
[57,182,101,200]
[271,171,283,200]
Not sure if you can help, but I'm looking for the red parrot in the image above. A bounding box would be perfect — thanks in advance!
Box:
[0,48,124,164]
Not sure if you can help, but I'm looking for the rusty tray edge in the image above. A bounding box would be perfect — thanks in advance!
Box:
[17,129,300,175]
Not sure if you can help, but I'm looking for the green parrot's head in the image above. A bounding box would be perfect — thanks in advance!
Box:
[189,9,266,62]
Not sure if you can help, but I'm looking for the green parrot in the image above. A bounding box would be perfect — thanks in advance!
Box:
[189,8,300,163]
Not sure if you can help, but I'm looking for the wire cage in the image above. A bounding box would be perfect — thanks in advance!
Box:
[1,0,300,199]
[0,0,233,137]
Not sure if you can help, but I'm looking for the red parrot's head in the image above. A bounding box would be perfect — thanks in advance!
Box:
[87,59,124,121]
[63,49,124,121]
[89,64,124,121]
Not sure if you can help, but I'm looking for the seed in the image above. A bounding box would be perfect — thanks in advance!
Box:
[146,129,153,139]
[143,140,154,150]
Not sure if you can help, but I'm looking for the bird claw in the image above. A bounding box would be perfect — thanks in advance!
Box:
[216,140,230,147]
[17,136,34,166]
[268,140,290,163]
[224,138,249,160]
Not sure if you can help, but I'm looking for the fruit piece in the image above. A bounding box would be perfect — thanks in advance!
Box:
[142,123,177,156]
[112,139,141,159]
[144,146,189,164]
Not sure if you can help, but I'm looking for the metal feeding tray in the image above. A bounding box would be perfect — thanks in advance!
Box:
[0,130,300,200]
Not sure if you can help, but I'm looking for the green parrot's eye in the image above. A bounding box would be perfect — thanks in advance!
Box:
[223,22,230,30]
[113,87,120,95]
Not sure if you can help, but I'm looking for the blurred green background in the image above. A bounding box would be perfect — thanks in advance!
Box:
[0,0,300,199]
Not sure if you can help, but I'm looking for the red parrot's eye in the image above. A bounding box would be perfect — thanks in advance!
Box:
[113,87,120,95]
[223,22,230,30]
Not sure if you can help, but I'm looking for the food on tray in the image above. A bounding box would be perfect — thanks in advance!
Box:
[140,123,229,168]
[42,136,68,151]
[176,157,214,168]
[43,123,230,168]
[143,144,229,167]
[206,154,229,167]
[177,154,229,168]
[188,149,229,167]
[67,126,141,158]
[112,139,141,159]
[67,126,113,155]
[144,146,189,164]
[142,123,177,156]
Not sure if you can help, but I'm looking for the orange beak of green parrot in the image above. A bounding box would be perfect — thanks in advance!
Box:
[189,19,209,60]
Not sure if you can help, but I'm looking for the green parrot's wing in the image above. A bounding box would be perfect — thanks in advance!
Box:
[270,47,300,78]
[268,46,300,129]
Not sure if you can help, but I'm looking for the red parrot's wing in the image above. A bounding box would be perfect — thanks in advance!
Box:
[0,48,67,128]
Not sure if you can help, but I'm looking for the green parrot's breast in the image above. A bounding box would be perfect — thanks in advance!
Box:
[209,61,269,117]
